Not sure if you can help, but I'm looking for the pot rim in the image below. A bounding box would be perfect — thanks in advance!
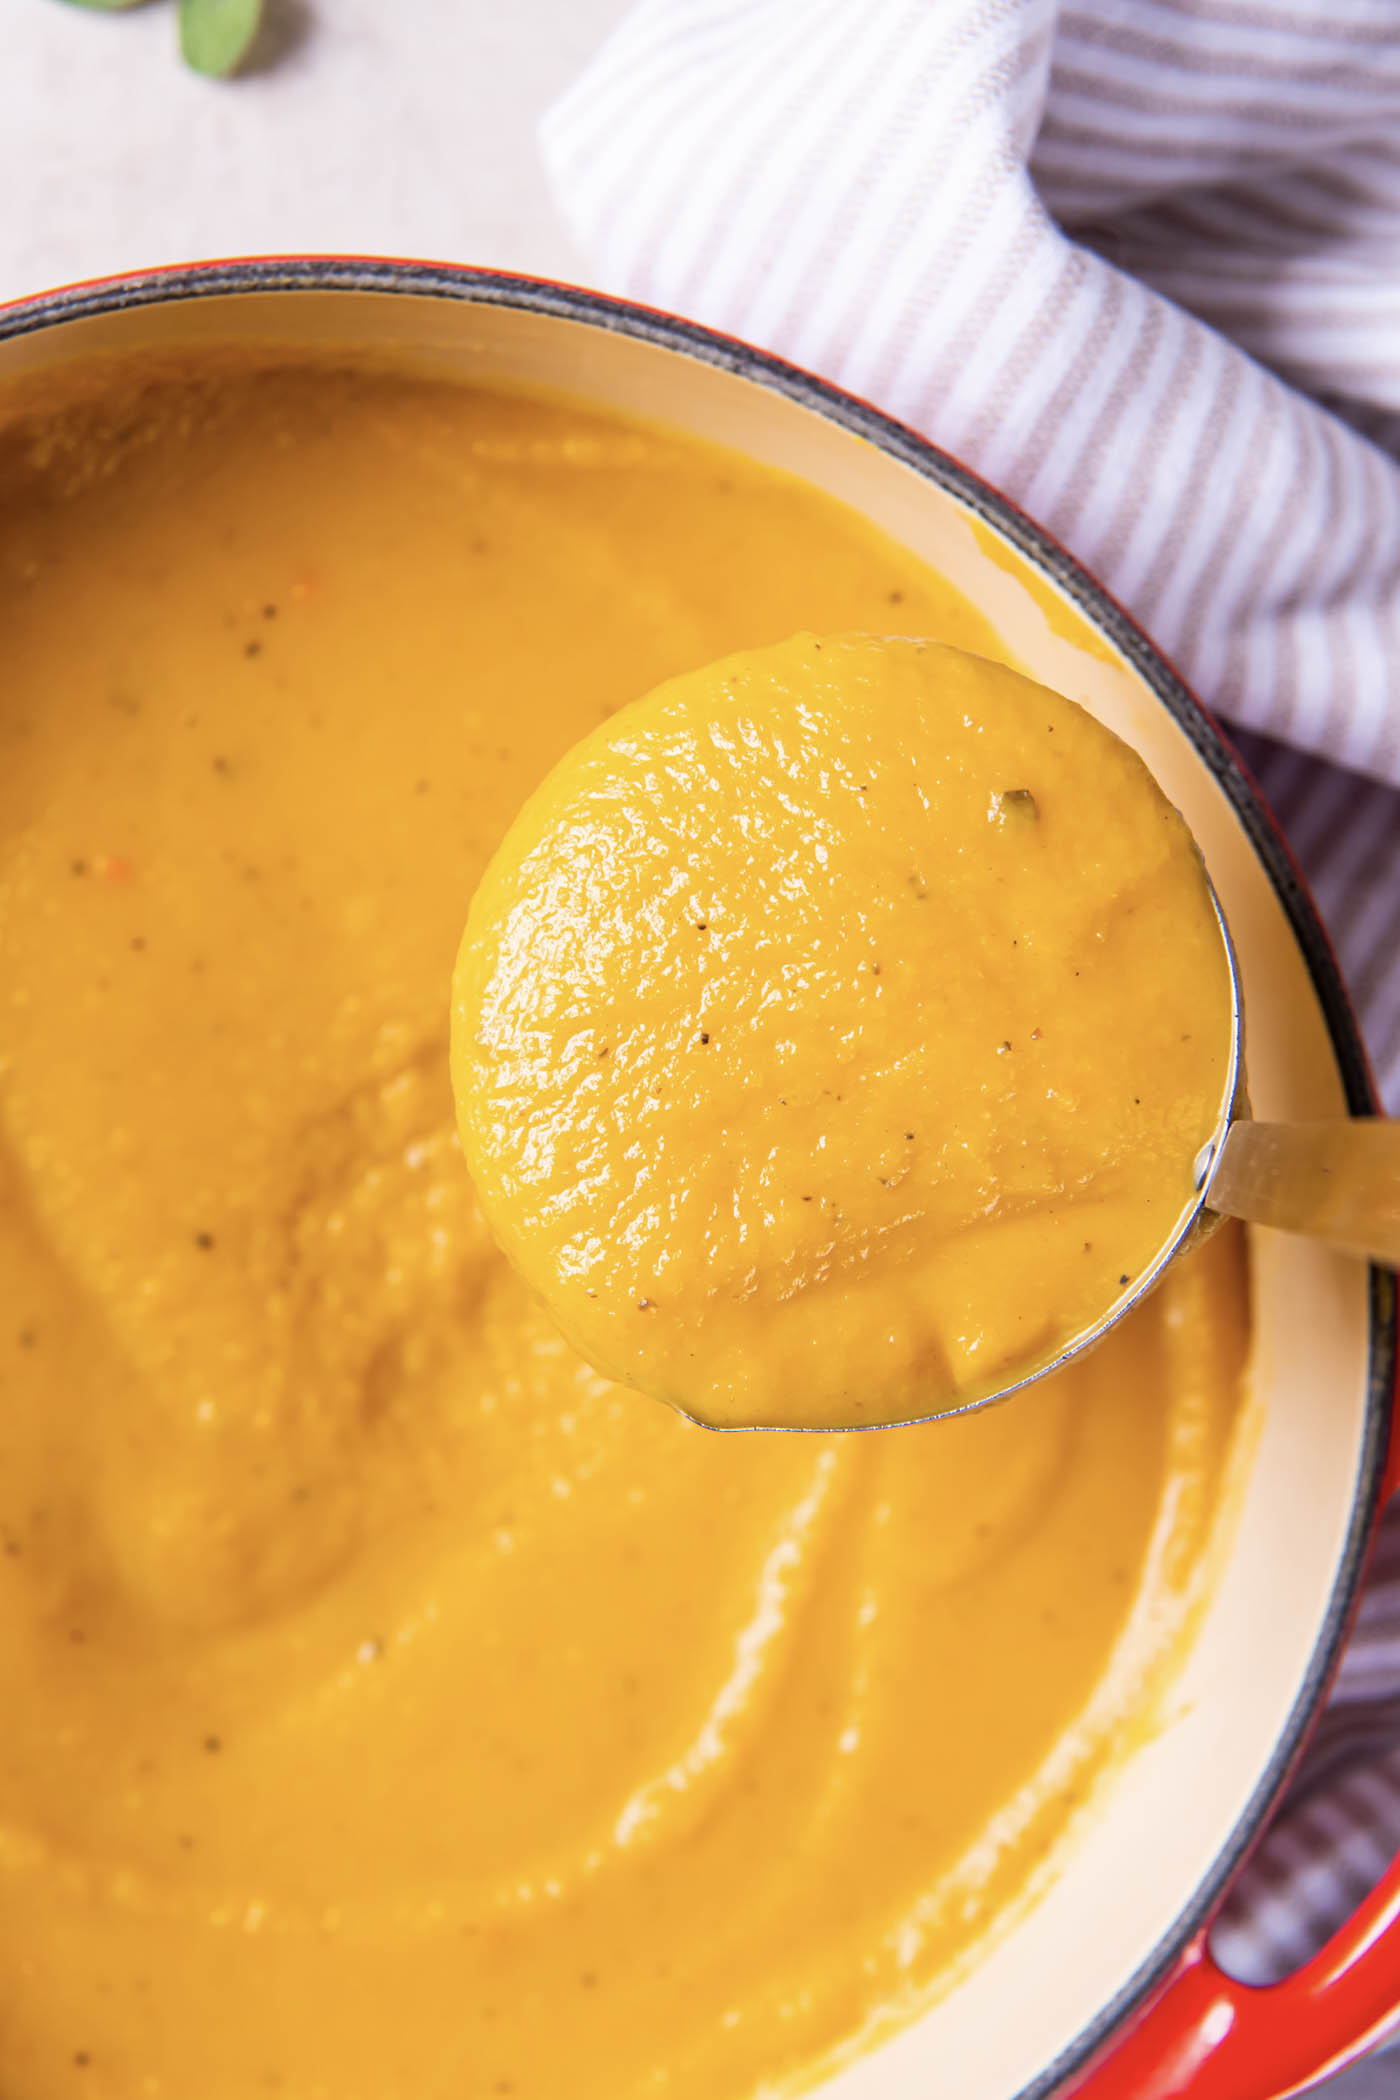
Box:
[1,253,1394,2100]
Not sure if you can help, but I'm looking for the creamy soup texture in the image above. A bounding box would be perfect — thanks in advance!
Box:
[0,359,1249,2100]
[453,631,1234,1429]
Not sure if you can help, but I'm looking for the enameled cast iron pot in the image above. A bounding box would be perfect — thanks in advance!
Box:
[1,259,1396,2100]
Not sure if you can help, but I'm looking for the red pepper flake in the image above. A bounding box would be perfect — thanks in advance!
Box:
[95,854,133,885]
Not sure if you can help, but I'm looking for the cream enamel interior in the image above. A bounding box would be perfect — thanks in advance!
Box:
[0,280,1375,2100]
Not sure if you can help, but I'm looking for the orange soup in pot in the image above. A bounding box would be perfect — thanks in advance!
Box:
[0,358,1250,2100]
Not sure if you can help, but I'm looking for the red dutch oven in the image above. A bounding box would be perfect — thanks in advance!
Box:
[0,259,1395,2100]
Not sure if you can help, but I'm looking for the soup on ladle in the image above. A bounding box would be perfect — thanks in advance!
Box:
[452,632,1240,1430]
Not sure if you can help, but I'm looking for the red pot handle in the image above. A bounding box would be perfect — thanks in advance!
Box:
[1068,1408,1400,2100]
[1064,1865,1400,2100]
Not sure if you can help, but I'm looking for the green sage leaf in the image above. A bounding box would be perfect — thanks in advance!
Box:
[177,0,264,76]
[53,0,153,13]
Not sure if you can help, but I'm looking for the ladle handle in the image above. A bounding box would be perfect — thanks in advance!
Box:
[1205,1119,1400,1267]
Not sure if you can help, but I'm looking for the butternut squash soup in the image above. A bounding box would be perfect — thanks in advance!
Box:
[0,358,1250,2100]
[452,632,1233,1429]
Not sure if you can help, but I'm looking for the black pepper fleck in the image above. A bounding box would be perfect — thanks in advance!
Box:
[194,1232,215,1252]
[203,1735,222,1754]
[243,640,262,660]
[697,1031,710,1045]
[1119,1274,1130,1287]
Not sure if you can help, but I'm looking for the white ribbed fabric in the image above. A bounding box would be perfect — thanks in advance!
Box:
[541,0,1400,2012]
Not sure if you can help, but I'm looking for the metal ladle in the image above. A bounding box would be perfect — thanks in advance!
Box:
[1168,891,1399,1275]
[941,889,1398,1430]
[1199,1119,1400,1266]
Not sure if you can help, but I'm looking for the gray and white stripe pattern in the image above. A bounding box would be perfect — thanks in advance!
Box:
[542,0,1400,2016]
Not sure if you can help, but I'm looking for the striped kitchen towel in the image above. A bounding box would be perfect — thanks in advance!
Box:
[541,0,1400,2003]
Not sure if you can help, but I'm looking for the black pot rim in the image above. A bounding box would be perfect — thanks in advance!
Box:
[2,254,1394,2100]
